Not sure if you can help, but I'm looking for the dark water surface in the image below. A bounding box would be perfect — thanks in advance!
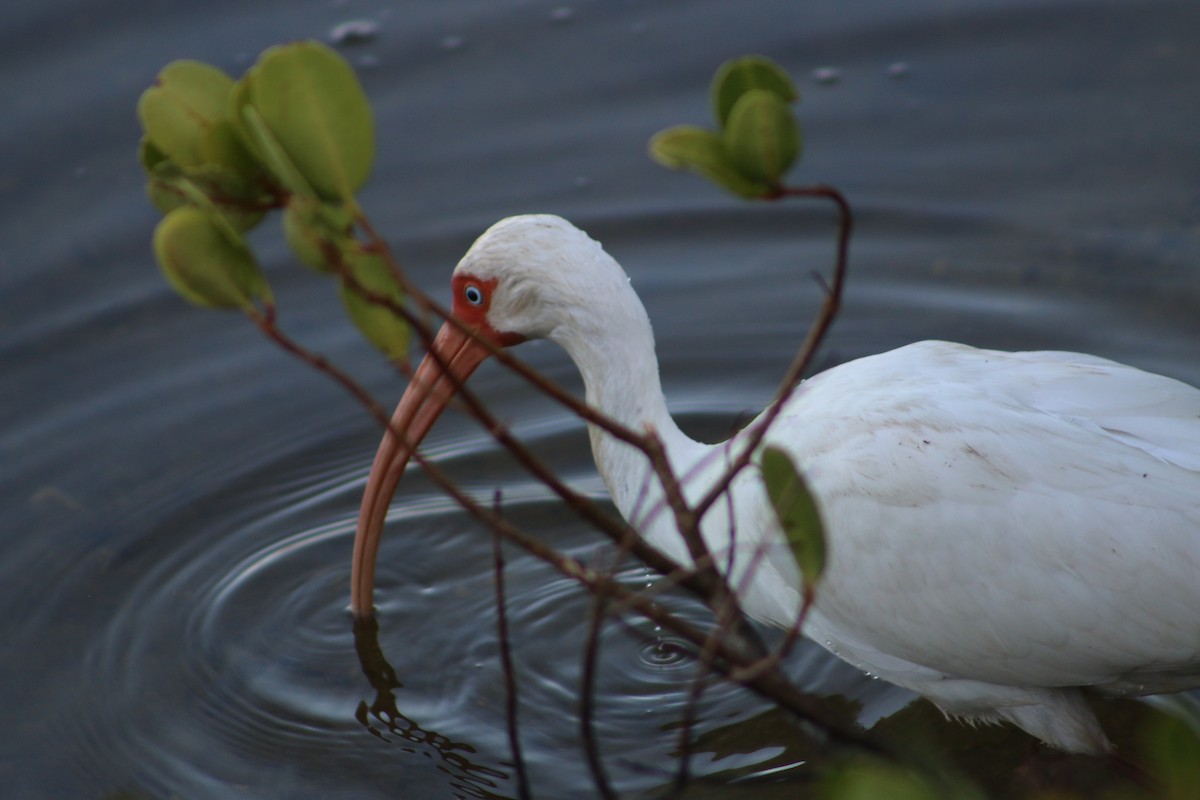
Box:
[3,1,1199,798]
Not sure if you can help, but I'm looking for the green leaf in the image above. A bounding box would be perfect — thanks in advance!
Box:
[1141,712,1200,798]
[180,163,268,220]
[819,760,946,800]
[228,66,308,201]
[283,197,356,273]
[649,125,772,199]
[145,178,186,217]
[724,89,801,185]
[711,55,798,128]
[339,250,409,360]
[238,104,318,200]
[226,69,260,158]
[144,156,266,231]
[137,60,236,169]
[761,445,825,589]
[140,138,187,215]
[138,136,169,172]
[153,205,271,310]
[247,41,374,201]
[199,118,264,186]
[140,62,273,222]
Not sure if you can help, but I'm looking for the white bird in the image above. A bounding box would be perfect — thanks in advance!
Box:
[351,214,1200,755]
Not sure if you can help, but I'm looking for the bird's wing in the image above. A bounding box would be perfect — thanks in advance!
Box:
[1002,347,1200,472]
[768,341,1200,690]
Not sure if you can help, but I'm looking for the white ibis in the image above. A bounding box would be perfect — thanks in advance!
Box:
[351,214,1200,755]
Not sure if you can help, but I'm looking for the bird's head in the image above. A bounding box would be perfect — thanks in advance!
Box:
[447,213,623,344]
[350,214,617,615]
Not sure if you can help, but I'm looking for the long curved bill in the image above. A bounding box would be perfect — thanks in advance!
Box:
[351,321,493,616]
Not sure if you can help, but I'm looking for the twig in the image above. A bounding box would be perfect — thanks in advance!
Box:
[641,431,734,611]
[256,198,884,762]
[491,491,531,800]
[353,218,709,512]
[351,222,657,450]
[404,443,890,758]
[580,573,619,800]
[245,294,841,740]
[249,305,395,431]
[248,274,764,667]
[692,184,853,524]
[332,247,752,648]
[671,534,760,796]
[357,187,850,643]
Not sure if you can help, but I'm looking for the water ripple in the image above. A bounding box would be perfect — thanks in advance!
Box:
[71,418,866,798]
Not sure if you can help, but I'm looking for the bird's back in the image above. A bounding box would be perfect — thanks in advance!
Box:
[765,340,1200,693]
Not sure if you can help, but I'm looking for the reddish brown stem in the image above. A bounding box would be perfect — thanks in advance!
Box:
[580,579,619,800]
[491,494,532,800]
[251,192,876,761]
[693,184,852,522]
[406,438,887,757]
[341,225,740,627]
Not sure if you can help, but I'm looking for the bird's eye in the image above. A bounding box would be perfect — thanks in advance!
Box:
[464,284,484,306]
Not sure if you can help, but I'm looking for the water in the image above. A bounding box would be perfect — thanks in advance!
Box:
[3,1,1199,797]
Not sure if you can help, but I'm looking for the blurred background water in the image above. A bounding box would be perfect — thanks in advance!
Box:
[2,1,1198,797]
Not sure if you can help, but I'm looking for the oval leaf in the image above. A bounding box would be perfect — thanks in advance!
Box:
[283,198,356,273]
[724,89,801,185]
[145,178,186,216]
[138,136,169,173]
[237,104,318,200]
[248,41,374,201]
[228,66,314,200]
[711,55,799,128]
[761,445,825,589]
[183,162,263,209]
[138,60,235,168]
[649,125,772,199]
[143,154,266,231]
[226,69,260,158]
[339,250,409,360]
[199,118,265,188]
[140,137,188,215]
[153,206,270,310]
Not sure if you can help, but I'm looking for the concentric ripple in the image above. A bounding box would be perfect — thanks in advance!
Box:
[66,407,900,799]
[77,429,526,799]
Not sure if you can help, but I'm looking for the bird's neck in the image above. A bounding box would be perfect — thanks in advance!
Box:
[550,277,702,524]
[548,266,801,628]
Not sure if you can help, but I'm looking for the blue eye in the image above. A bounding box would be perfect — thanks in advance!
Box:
[464,284,484,305]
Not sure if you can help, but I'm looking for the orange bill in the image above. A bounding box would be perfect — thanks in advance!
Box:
[350,321,493,616]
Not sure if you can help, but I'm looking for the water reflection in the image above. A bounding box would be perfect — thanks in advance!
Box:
[353,616,511,799]
[351,591,829,799]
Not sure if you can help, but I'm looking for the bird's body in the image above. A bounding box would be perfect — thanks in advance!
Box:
[352,214,1200,754]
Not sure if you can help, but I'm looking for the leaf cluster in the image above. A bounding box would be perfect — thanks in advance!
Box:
[137,42,407,358]
[650,55,802,198]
